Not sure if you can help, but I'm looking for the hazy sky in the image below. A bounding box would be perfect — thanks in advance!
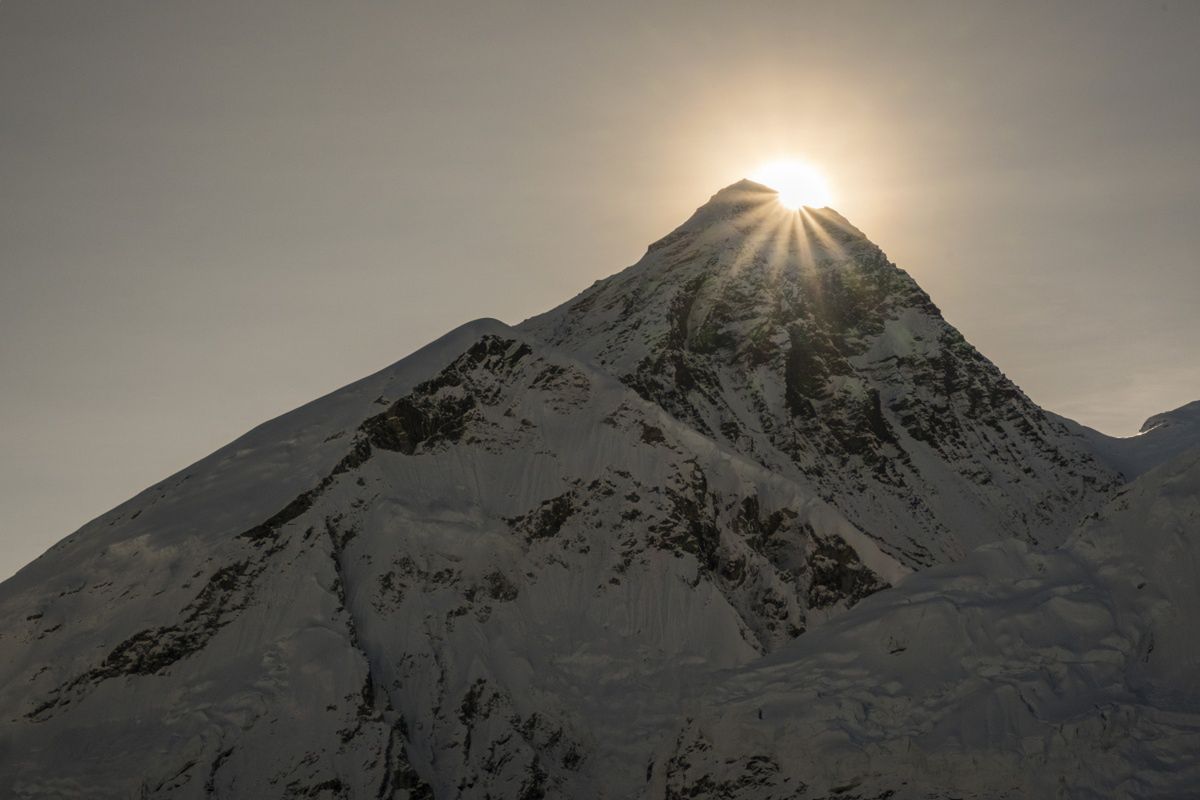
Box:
[2,1,1198,580]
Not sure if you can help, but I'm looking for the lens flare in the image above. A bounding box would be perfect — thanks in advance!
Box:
[751,159,833,209]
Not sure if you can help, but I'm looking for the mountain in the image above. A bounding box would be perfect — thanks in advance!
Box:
[0,182,1192,799]
[521,181,1117,567]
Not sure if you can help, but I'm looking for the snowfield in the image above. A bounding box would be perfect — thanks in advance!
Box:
[656,446,1200,799]
[1,181,1196,799]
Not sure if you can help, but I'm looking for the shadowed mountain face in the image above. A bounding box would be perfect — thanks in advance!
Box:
[1,183,1191,799]
[522,181,1118,567]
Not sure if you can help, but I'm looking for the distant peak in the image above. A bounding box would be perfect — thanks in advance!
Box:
[1140,399,1200,434]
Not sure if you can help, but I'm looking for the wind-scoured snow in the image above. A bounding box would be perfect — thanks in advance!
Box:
[0,182,1195,799]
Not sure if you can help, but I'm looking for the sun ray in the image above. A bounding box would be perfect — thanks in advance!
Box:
[726,200,779,278]
[802,208,848,264]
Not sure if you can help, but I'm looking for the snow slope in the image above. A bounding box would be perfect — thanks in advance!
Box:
[655,446,1200,799]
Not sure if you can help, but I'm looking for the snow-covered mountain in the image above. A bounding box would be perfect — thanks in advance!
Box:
[1,182,1195,799]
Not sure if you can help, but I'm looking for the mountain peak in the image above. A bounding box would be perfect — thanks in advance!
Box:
[670,178,778,233]
[703,177,836,212]
[646,180,870,274]
[521,183,1117,569]
[683,177,846,224]
[707,177,778,202]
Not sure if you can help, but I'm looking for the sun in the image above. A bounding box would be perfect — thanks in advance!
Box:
[750,159,833,210]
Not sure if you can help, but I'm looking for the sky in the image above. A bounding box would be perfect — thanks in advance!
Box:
[2,0,1198,580]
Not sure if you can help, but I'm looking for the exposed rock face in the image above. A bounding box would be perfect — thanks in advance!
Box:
[522,180,1118,567]
[3,182,1184,799]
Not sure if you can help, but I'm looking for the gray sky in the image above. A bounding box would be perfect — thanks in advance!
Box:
[2,0,1198,580]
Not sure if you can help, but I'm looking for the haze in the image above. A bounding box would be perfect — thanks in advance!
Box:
[2,0,1198,580]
